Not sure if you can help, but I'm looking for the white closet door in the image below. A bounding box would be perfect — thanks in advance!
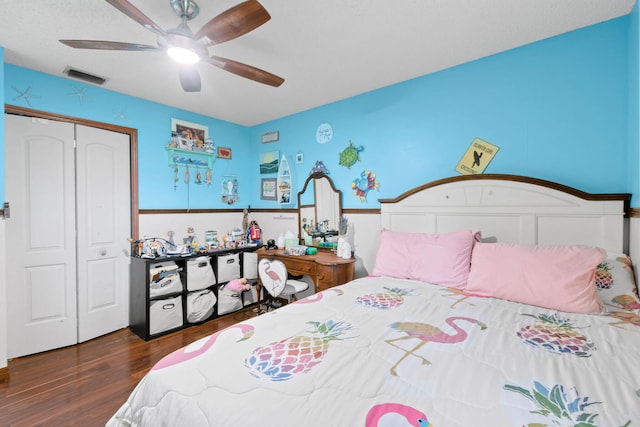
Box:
[5,116,132,357]
[76,125,130,343]
[5,115,77,358]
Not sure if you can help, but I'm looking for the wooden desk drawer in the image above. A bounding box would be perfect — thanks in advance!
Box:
[317,265,334,291]
[280,258,316,276]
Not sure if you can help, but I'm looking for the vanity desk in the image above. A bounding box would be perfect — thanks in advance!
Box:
[257,249,355,293]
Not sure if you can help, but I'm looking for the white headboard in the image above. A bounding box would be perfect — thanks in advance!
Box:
[380,174,630,254]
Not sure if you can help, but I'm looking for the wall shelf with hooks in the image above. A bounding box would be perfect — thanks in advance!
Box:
[167,148,216,170]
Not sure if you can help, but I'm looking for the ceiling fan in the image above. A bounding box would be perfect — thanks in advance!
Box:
[60,0,284,91]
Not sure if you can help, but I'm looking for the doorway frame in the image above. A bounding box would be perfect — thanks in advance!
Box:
[4,104,139,240]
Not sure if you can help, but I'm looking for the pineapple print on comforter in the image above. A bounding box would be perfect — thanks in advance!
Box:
[516,313,595,357]
[503,380,632,427]
[245,320,353,381]
[356,287,413,309]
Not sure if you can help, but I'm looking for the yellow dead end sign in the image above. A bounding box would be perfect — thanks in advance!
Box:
[455,138,499,175]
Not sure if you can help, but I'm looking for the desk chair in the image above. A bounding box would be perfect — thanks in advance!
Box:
[257,258,309,312]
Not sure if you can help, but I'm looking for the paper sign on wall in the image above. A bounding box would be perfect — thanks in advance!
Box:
[455,138,499,175]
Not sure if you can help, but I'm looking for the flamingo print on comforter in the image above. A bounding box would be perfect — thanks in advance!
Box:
[108,276,640,426]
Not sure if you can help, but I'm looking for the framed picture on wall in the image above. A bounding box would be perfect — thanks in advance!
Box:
[261,178,277,200]
[217,146,232,159]
[259,151,279,174]
[171,118,208,150]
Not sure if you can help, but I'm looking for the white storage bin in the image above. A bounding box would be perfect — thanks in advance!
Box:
[150,273,183,298]
[217,284,243,315]
[149,295,183,335]
[243,252,258,280]
[217,253,240,283]
[187,256,216,291]
[186,289,217,323]
[242,284,260,307]
[149,261,181,283]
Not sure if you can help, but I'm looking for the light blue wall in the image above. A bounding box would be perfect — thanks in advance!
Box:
[253,16,632,209]
[629,3,640,205]
[3,65,250,210]
[2,14,637,210]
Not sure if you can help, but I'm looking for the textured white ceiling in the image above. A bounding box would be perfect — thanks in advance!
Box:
[0,0,635,126]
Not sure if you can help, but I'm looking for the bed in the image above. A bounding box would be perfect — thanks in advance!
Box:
[108,174,640,426]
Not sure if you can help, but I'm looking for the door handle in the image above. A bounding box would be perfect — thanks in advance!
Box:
[99,249,107,256]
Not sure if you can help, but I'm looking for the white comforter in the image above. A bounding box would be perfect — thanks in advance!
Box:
[108,276,640,426]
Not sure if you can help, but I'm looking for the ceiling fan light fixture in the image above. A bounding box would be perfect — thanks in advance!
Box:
[167,46,200,64]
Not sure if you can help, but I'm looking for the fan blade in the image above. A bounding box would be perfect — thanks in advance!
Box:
[207,56,284,87]
[195,0,270,45]
[106,0,166,36]
[179,65,202,92]
[60,40,159,52]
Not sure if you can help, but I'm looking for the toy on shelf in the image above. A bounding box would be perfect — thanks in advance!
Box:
[129,237,176,258]
[226,278,251,292]
[184,227,201,251]
[247,220,262,245]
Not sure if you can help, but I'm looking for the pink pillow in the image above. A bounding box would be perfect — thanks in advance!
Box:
[371,229,476,289]
[466,242,607,314]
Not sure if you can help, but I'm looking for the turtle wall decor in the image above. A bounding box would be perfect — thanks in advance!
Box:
[338,141,364,169]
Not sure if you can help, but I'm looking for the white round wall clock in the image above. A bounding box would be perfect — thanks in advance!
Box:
[315,123,333,144]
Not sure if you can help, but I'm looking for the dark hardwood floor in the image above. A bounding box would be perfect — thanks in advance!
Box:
[0,308,259,427]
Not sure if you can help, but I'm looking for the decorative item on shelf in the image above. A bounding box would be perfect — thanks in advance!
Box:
[204,138,215,153]
[338,140,364,169]
[128,236,177,258]
[352,170,380,202]
[277,154,292,204]
[310,160,329,175]
[166,120,215,189]
[171,118,208,151]
[184,227,200,251]
[221,175,239,205]
[205,230,219,251]
[455,137,500,175]
[247,220,262,245]
[259,150,279,174]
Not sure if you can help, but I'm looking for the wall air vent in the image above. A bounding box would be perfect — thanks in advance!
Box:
[63,67,108,85]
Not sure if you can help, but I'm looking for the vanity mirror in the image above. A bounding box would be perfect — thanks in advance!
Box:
[297,172,342,243]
